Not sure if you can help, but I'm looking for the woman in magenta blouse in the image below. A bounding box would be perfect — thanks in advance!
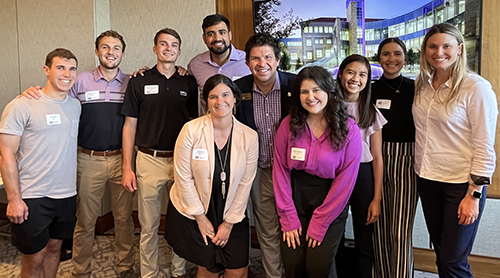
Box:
[273,66,362,278]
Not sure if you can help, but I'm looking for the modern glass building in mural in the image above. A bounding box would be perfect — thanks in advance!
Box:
[291,0,481,71]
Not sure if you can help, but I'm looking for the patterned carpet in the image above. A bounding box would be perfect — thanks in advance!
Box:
[0,222,437,278]
[0,224,267,278]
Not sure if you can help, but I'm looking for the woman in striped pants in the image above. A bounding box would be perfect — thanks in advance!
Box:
[371,37,418,278]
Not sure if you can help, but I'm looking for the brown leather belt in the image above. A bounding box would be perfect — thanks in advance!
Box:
[138,147,174,157]
[81,148,122,157]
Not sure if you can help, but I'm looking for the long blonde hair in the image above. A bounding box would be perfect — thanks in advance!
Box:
[416,23,468,106]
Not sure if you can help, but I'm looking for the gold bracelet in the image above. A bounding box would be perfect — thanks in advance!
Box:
[223,222,233,229]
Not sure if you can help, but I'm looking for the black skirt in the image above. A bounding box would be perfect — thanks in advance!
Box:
[165,140,249,273]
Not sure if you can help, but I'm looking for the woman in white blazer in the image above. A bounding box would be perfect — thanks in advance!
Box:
[165,74,259,278]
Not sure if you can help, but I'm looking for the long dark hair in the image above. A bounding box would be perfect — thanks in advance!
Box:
[289,66,349,151]
[337,54,375,129]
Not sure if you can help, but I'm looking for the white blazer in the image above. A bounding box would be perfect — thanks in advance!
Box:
[169,115,258,224]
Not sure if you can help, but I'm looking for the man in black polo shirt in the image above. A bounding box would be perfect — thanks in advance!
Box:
[121,28,198,278]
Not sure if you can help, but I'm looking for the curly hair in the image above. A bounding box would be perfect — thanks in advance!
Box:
[289,66,350,151]
[244,33,281,62]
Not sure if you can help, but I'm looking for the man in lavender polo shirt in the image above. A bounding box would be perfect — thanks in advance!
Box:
[21,31,136,278]
[187,14,250,114]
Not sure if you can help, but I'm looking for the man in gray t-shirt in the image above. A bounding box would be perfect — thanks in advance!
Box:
[0,48,81,277]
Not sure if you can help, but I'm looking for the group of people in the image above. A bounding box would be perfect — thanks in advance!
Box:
[0,12,496,278]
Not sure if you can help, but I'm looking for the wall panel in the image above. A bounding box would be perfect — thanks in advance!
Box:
[16,0,96,91]
[0,0,20,111]
[482,0,500,197]
[110,0,215,213]
[109,0,215,74]
[216,0,254,51]
[0,0,19,204]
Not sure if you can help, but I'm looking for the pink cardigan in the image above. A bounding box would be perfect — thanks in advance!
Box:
[169,115,258,224]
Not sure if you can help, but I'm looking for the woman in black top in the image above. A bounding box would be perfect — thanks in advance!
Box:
[371,37,418,278]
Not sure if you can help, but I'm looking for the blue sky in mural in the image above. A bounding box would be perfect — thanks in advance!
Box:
[275,0,431,20]
[272,0,432,37]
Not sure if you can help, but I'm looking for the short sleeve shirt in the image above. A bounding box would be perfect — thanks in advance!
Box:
[347,102,387,162]
[121,66,198,150]
[187,45,250,91]
[0,92,81,199]
[70,67,129,151]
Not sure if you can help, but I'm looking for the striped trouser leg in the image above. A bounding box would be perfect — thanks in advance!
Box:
[374,142,419,278]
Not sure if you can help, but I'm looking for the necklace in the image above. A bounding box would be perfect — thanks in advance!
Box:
[216,127,232,199]
[379,76,404,93]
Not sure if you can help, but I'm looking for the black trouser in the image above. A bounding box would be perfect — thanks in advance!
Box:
[281,170,348,278]
[417,176,486,278]
[347,162,375,278]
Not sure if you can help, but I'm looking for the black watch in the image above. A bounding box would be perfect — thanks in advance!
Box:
[467,188,482,199]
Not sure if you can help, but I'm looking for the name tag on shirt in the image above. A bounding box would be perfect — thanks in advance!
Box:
[291,147,306,161]
[193,148,209,161]
[241,93,252,100]
[376,99,391,109]
[144,85,159,95]
[85,90,100,101]
[180,91,187,97]
[46,114,61,125]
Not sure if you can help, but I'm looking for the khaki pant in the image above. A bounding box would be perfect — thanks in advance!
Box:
[136,151,186,278]
[251,167,283,278]
[72,151,135,277]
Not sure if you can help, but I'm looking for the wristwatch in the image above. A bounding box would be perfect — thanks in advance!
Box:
[467,188,482,199]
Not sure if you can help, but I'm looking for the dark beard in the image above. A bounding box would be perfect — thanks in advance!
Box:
[209,42,230,55]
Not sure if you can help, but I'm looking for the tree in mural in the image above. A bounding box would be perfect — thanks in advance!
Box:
[295,58,302,71]
[254,0,301,40]
[278,42,292,71]
[407,49,420,70]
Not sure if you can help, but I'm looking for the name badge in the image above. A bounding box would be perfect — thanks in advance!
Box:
[180,91,187,97]
[376,99,391,109]
[241,93,252,100]
[46,114,61,125]
[144,85,159,95]
[193,148,209,161]
[291,147,306,161]
[85,90,100,101]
